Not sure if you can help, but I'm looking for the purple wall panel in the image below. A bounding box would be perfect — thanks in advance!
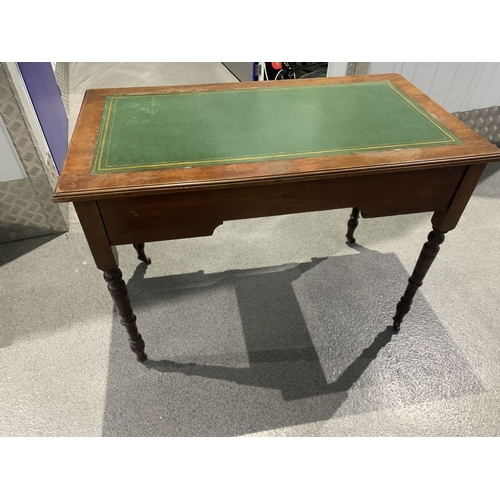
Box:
[18,62,68,174]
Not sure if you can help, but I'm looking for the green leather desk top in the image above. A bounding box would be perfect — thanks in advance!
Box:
[91,81,462,175]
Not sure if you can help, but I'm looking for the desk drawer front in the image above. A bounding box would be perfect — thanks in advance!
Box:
[98,166,466,245]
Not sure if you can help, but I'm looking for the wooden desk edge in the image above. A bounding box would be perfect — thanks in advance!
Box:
[53,73,500,204]
[53,150,500,204]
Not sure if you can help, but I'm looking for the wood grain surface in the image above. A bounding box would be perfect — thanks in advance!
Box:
[53,74,500,203]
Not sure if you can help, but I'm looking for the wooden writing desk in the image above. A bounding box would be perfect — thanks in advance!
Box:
[53,74,500,362]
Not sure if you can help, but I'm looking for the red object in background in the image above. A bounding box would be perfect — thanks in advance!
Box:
[271,62,282,70]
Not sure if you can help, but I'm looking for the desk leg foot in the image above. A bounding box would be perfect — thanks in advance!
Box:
[346,207,360,243]
[104,267,147,362]
[133,243,151,265]
[392,228,445,331]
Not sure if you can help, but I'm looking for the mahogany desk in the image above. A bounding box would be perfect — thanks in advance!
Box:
[53,74,500,362]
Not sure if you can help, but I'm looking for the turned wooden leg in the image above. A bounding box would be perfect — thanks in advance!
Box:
[392,227,446,332]
[103,267,147,362]
[133,243,151,265]
[346,207,360,243]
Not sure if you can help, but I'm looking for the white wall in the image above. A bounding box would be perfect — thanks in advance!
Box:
[0,114,27,182]
[327,62,348,77]
[369,62,500,113]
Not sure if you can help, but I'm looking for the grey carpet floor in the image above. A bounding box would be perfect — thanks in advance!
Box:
[1,63,500,436]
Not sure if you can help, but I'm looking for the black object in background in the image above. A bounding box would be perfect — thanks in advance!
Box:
[265,62,328,80]
[222,63,328,82]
